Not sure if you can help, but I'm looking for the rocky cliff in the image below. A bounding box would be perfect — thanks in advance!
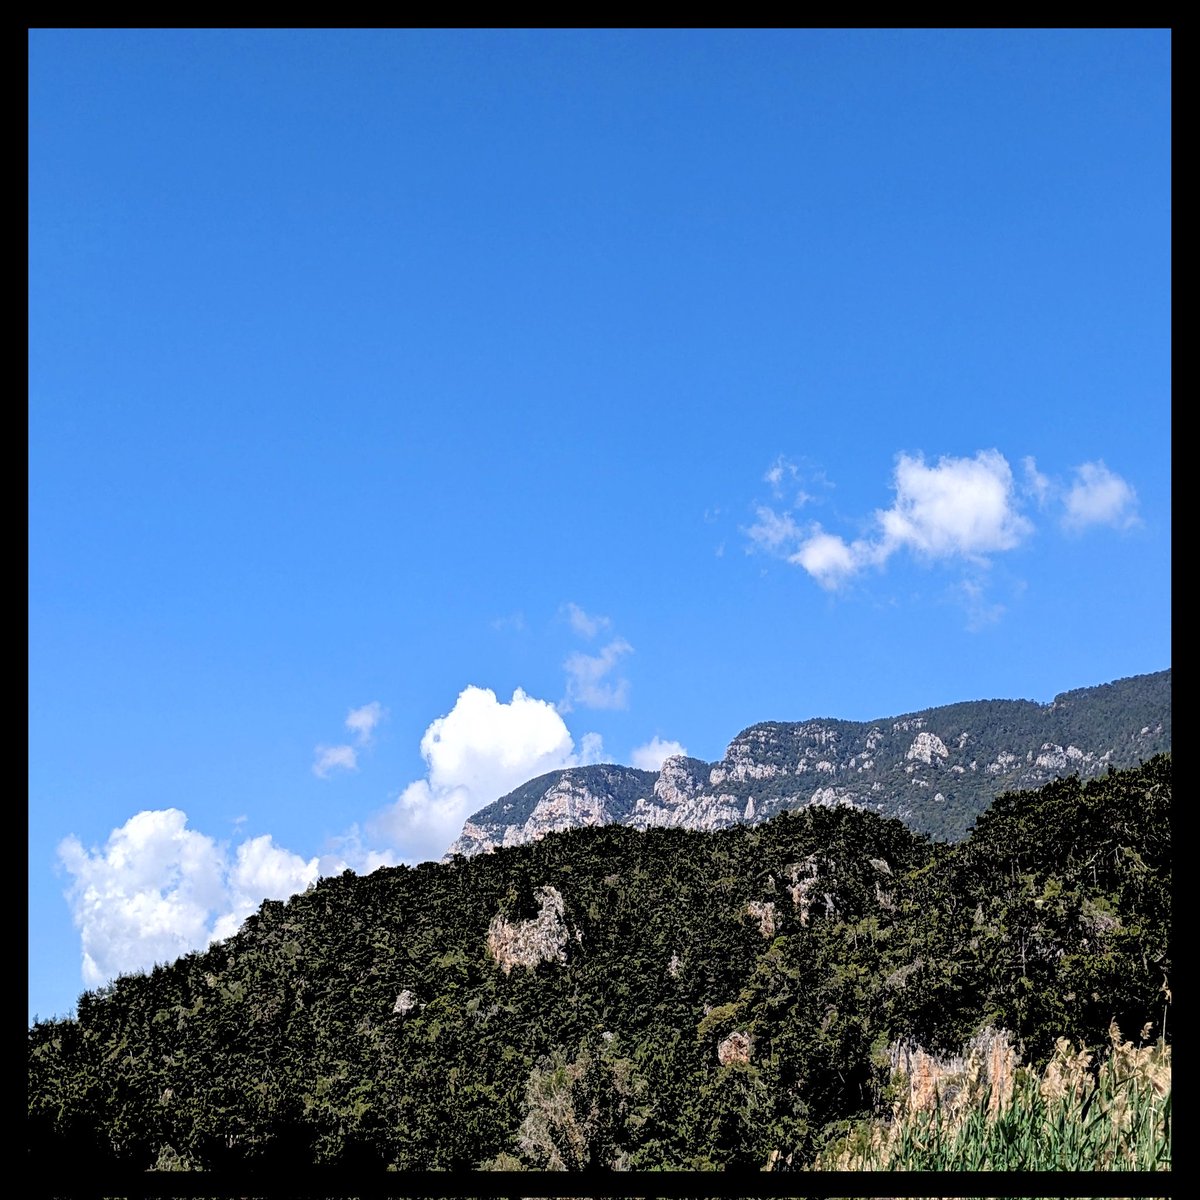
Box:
[445,669,1170,855]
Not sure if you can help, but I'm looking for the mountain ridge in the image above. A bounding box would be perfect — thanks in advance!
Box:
[448,668,1170,854]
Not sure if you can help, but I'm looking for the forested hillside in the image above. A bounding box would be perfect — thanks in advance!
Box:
[28,756,1171,1172]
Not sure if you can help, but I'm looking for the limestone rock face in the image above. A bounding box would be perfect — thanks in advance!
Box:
[392,989,419,1016]
[717,1030,754,1065]
[746,900,777,938]
[906,732,949,765]
[628,756,745,833]
[486,886,569,975]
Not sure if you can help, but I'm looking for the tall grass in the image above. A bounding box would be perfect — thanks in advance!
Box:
[816,1023,1170,1172]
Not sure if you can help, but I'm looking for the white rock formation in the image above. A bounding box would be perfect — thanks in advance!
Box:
[486,886,569,974]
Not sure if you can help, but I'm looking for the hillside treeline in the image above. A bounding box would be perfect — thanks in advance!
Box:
[27,756,1171,1171]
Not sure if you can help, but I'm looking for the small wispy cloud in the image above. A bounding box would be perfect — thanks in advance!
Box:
[562,638,634,711]
[745,506,803,555]
[788,527,879,591]
[958,578,1007,632]
[562,602,612,640]
[345,701,384,746]
[577,731,606,765]
[313,700,386,777]
[1062,461,1139,532]
[312,743,358,778]
[764,455,799,498]
[1022,456,1051,509]
[490,611,526,632]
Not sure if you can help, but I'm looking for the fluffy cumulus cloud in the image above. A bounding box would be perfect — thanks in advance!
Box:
[750,450,1048,592]
[369,686,603,864]
[58,810,320,989]
[630,737,688,771]
[210,835,324,942]
[788,527,878,591]
[877,451,1033,562]
[562,638,634,711]
[1062,461,1139,531]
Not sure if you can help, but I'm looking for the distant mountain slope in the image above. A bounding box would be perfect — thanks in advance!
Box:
[448,669,1170,854]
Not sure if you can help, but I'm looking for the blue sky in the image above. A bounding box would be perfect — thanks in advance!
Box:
[29,28,1170,1023]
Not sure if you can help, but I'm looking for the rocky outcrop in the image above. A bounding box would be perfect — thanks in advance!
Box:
[392,989,419,1016]
[745,900,777,938]
[486,886,570,974]
[717,1030,754,1065]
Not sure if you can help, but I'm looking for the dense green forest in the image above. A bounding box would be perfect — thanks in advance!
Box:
[27,756,1170,1172]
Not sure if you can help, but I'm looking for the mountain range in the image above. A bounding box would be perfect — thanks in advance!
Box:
[448,668,1170,853]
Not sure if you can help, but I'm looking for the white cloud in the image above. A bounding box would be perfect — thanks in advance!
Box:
[210,836,321,941]
[562,638,634,711]
[369,686,599,863]
[958,578,1006,632]
[345,701,384,745]
[422,686,575,796]
[1062,461,1139,531]
[577,731,606,765]
[313,700,385,776]
[764,455,798,497]
[789,527,875,590]
[58,810,320,989]
[312,743,357,778]
[754,450,1041,593]
[878,450,1033,561]
[761,455,827,508]
[315,825,400,878]
[563,602,611,640]
[745,506,803,555]
[1022,456,1051,509]
[630,737,688,771]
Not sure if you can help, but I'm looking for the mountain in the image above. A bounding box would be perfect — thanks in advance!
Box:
[448,669,1170,854]
[28,757,1171,1171]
